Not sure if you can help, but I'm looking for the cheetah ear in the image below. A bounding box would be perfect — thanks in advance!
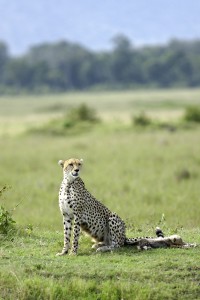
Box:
[80,158,83,164]
[58,160,64,168]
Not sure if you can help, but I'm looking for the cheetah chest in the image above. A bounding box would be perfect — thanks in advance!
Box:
[59,186,74,217]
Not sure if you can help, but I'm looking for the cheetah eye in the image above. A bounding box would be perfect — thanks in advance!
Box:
[68,163,73,167]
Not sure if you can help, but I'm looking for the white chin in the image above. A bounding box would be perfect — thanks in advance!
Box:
[68,173,78,182]
[72,173,79,177]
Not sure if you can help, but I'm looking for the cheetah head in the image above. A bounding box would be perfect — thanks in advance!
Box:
[58,158,83,183]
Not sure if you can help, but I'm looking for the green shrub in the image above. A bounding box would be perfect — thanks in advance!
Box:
[0,186,16,234]
[0,205,16,234]
[183,106,200,123]
[133,112,152,127]
[28,103,100,136]
[63,103,99,128]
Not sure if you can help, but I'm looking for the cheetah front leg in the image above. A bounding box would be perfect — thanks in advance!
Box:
[70,216,81,255]
[56,214,73,256]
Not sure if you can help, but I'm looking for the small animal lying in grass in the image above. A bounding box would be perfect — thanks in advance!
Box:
[56,158,196,256]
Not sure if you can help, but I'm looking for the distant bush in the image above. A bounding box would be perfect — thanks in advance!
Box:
[183,106,200,123]
[69,103,99,122]
[175,169,191,181]
[133,112,152,127]
[132,112,179,132]
[29,103,100,136]
[63,103,100,128]
[157,122,177,132]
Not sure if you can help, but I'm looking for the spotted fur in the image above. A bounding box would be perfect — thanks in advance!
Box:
[56,158,196,256]
[56,158,156,256]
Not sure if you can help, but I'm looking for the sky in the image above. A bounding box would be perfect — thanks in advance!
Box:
[0,0,200,55]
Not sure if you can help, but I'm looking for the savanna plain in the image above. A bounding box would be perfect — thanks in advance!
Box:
[0,89,200,300]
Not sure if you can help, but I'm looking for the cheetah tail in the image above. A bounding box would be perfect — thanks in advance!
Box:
[155,227,165,238]
[124,227,165,246]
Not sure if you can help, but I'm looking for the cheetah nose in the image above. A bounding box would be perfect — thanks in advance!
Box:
[72,169,79,177]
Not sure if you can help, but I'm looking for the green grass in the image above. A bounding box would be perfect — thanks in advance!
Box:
[1,88,200,136]
[1,229,200,300]
[1,129,200,229]
[1,89,200,117]
[0,89,200,299]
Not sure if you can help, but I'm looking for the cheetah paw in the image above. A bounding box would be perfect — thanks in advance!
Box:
[56,251,68,256]
[137,245,151,251]
[69,251,77,256]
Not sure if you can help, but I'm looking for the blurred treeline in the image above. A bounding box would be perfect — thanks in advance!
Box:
[0,35,200,93]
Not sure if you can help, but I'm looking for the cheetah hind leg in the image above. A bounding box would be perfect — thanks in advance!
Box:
[96,213,125,252]
[91,223,111,250]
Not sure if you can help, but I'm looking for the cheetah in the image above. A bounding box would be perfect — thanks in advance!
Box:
[56,158,197,256]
